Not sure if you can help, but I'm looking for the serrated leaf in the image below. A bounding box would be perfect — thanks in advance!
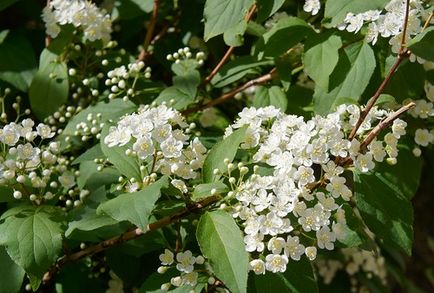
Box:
[192,181,228,201]
[303,33,342,91]
[254,16,313,59]
[197,211,248,293]
[203,0,254,41]
[313,41,376,115]
[324,0,389,27]
[100,125,141,180]
[97,177,169,231]
[211,56,274,88]
[407,27,434,61]
[202,126,248,183]
[0,246,25,293]
[254,257,318,293]
[252,85,287,111]
[29,61,68,119]
[63,99,137,136]
[0,206,65,281]
[354,154,415,255]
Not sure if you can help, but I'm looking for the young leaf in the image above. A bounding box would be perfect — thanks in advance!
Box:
[202,126,248,183]
[313,41,376,115]
[203,0,254,41]
[256,0,286,23]
[254,257,318,293]
[29,61,69,119]
[97,177,169,231]
[100,125,142,180]
[197,210,249,293]
[407,27,434,62]
[192,181,229,201]
[0,206,65,282]
[303,33,342,91]
[0,246,25,293]
[223,20,248,47]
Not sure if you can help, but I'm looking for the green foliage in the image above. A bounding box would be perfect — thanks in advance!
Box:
[197,210,249,293]
[324,0,389,26]
[0,246,25,293]
[97,177,169,231]
[203,0,254,41]
[0,206,65,284]
[407,26,434,62]
[202,126,247,182]
[252,85,287,111]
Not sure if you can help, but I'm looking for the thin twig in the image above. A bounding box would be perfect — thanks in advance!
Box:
[45,0,52,47]
[348,0,411,140]
[203,4,257,84]
[138,0,160,61]
[42,195,221,284]
[422,11,434,31]
[360,102,415,150]
[182,68,277,115]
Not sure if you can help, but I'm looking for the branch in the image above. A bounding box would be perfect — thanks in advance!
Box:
[45,0,52,47]
[203,4,257,84]
[182,68,277,115]
[422,11,434,31]
[138,0,160,61]
[42,195,221,284]
[348,0,411,140]
[359,102,415,150]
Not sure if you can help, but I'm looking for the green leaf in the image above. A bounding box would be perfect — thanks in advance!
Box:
[197,210,249,293]
[192,181,229,201]
[375,94,396,106]
[0,32,37,91]
[203,0,254,41]
[324,0,389,27]
[202,126,248,183]
[254,16,313,59]
[313,41,376,115]
[254,257,318,293]
[63,99,137,136]
[256,0,286,23]
[223,20,248,47]
[0,246,25,293]
[29,61,69,119]
[303,33,342,91]
[65,206,120,241]
[0,206,65,281]
[354,157,415,255]
[72,144,104,165]
[97,177,169,231]
[100,125,142,180]
[407,27,434,61]
[211,56,274,88]
[252,85,287,111]
[0,0,19,11]
[154,87,193,110]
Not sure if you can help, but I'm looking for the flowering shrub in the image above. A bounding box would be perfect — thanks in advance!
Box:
[0,0,433,292]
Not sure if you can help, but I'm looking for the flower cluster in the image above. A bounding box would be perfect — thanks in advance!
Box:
[105,61,151,101]
[166,47,206,66]
[157,249,205,291]
[336,0,430,56]
[222,104,407,274]
[315,247,387,288]
[0,119,88,206]
[104,105,207,186]
[42,0,112,44]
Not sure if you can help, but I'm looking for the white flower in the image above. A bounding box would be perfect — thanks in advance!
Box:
[303,0,321,16]
[182,271,198,286]
[267,237,286,254]
[284,236,305,261]
[16,143,40,161]
[159,249,174,265]
[316,226,336,250]
[249,259,266,275]
[1,123,20,146]
[414,128,433,146]
[391,119,407,138]
[354,153,375,173]
[171,179,188,193]
[305,246,317,261]
[244,233,265,252]
[160,137,183,158]
[368,140,386,162]
[132,135,154,159]
[104,127,131,147]
[265,254,288,273]
[175,251,196,273]
[36,123,55,139]
[58,172,76,188]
